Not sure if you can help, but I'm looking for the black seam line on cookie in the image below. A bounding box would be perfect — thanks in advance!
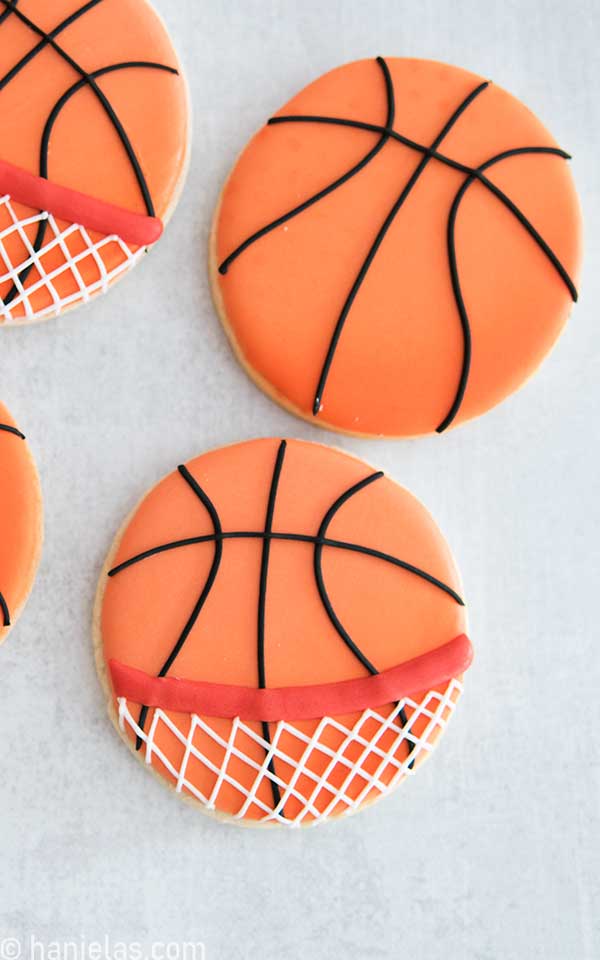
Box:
[313,470,415,764]
[0,0,179,219]
[134,464,223,751]
[311,79,490,417]
[257,440,287,813]
[0,422,25,439]
[0,0,104,91]
[1,60,177,310]
[262,122,576,420]
[314,471,383,675]
[107,528,464,606]
[437,145,578,432]
[270,114,576,302]
[110,456,459,774]
[0,590,10,626]
[217,54,576,426]
[0,0,17,27]
[218,56,396,276]
[0,418,25,638]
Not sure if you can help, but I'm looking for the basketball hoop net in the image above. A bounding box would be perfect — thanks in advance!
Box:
[0,159,163,323]
[0,194,145,323]
[116,678,463,826]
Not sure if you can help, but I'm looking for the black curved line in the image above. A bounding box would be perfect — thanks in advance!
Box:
[324,537,464,604]
[258,442,287,689]
[0,0,104,91]
[38,60,178,180]
[108,535,219,574]
[314,470,418,762]
[0,422,25,439]
[314,471,383,674]
[311,80,490,415]
[0,590,9,626]
[271,113,576,302]
[0,0,178,217]
[218,56,396,275]
[0,0,17,27]
[437,146,579,433]
[257,440,287,813]
[107,530,463,605]
[477,157,577,300]
[134,464,223,750]
[2,61,177,309]
[2,218,48,310]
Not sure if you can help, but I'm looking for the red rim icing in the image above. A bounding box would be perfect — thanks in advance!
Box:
[109,633,472,722]
[0,158,163,246]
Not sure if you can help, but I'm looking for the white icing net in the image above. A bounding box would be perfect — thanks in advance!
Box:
[117,678,463,826]
[0,196,145,323]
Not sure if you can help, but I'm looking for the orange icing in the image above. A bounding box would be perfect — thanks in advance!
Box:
[100,438,469,822]
[0,0,189,322]
[214,57,583,437]
[0,401,42,644]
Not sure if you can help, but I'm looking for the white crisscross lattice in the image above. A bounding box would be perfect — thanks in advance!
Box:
[118,678,463,826]
[0,195,146,323]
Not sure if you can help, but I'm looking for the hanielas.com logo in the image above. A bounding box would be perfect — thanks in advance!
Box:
[0,938,206,960]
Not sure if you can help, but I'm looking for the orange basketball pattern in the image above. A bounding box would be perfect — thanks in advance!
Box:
[0,0,189,323]
[0,401,42,644]
[98,439,471,825]
[212,57,582,437]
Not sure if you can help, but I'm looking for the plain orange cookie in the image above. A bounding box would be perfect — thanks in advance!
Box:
[211,57,582,438]
[96,438,472,826]
[0,0,190,324]
[0,402,42,644]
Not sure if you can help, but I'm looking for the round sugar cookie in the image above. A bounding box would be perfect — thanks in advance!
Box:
[211,56,582,438]
[0,402,42,644]
[0,0,190,324]
[95,438,472,827]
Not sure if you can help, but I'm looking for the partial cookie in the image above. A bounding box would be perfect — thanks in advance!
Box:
[0,0,190,324]
[211,57,582,437]
[0,402,43,645]
[95,438,472,826]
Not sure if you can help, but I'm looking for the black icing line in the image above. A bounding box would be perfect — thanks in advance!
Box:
[0,0,17,28]
[108,527,463,605]
[0,0,176,218]
[2,60,177,308]
[134,464,223,751]
[219,58,577,429]
[0,0,180,310]
[438,145,578,432]
[0,0,104,92]
[313,470,416,764]
[0,422,25,439]
[257,440,287,813]
[218,56,396,276]
[314,471,382,674]
[311,79,489,417]
[0,591,9,626]
[0,420,25,624]
[110,448,464,774]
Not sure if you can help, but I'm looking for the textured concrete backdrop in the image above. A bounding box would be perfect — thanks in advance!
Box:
[0,1,598,958]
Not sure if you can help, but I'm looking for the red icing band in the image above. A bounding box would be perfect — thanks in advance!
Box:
[109,633,473,722]
[0,158,163,246]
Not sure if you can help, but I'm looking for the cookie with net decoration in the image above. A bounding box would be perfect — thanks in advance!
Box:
[0,0,189,324]
[95,438,472,826]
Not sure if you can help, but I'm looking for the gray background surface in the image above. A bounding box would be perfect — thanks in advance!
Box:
[1,1,599,958]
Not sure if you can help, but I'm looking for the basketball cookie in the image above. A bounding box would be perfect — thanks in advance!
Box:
[0,402,42,645]
[211,57,582,437]
[0,0,189,324]
[95,438,472,826]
